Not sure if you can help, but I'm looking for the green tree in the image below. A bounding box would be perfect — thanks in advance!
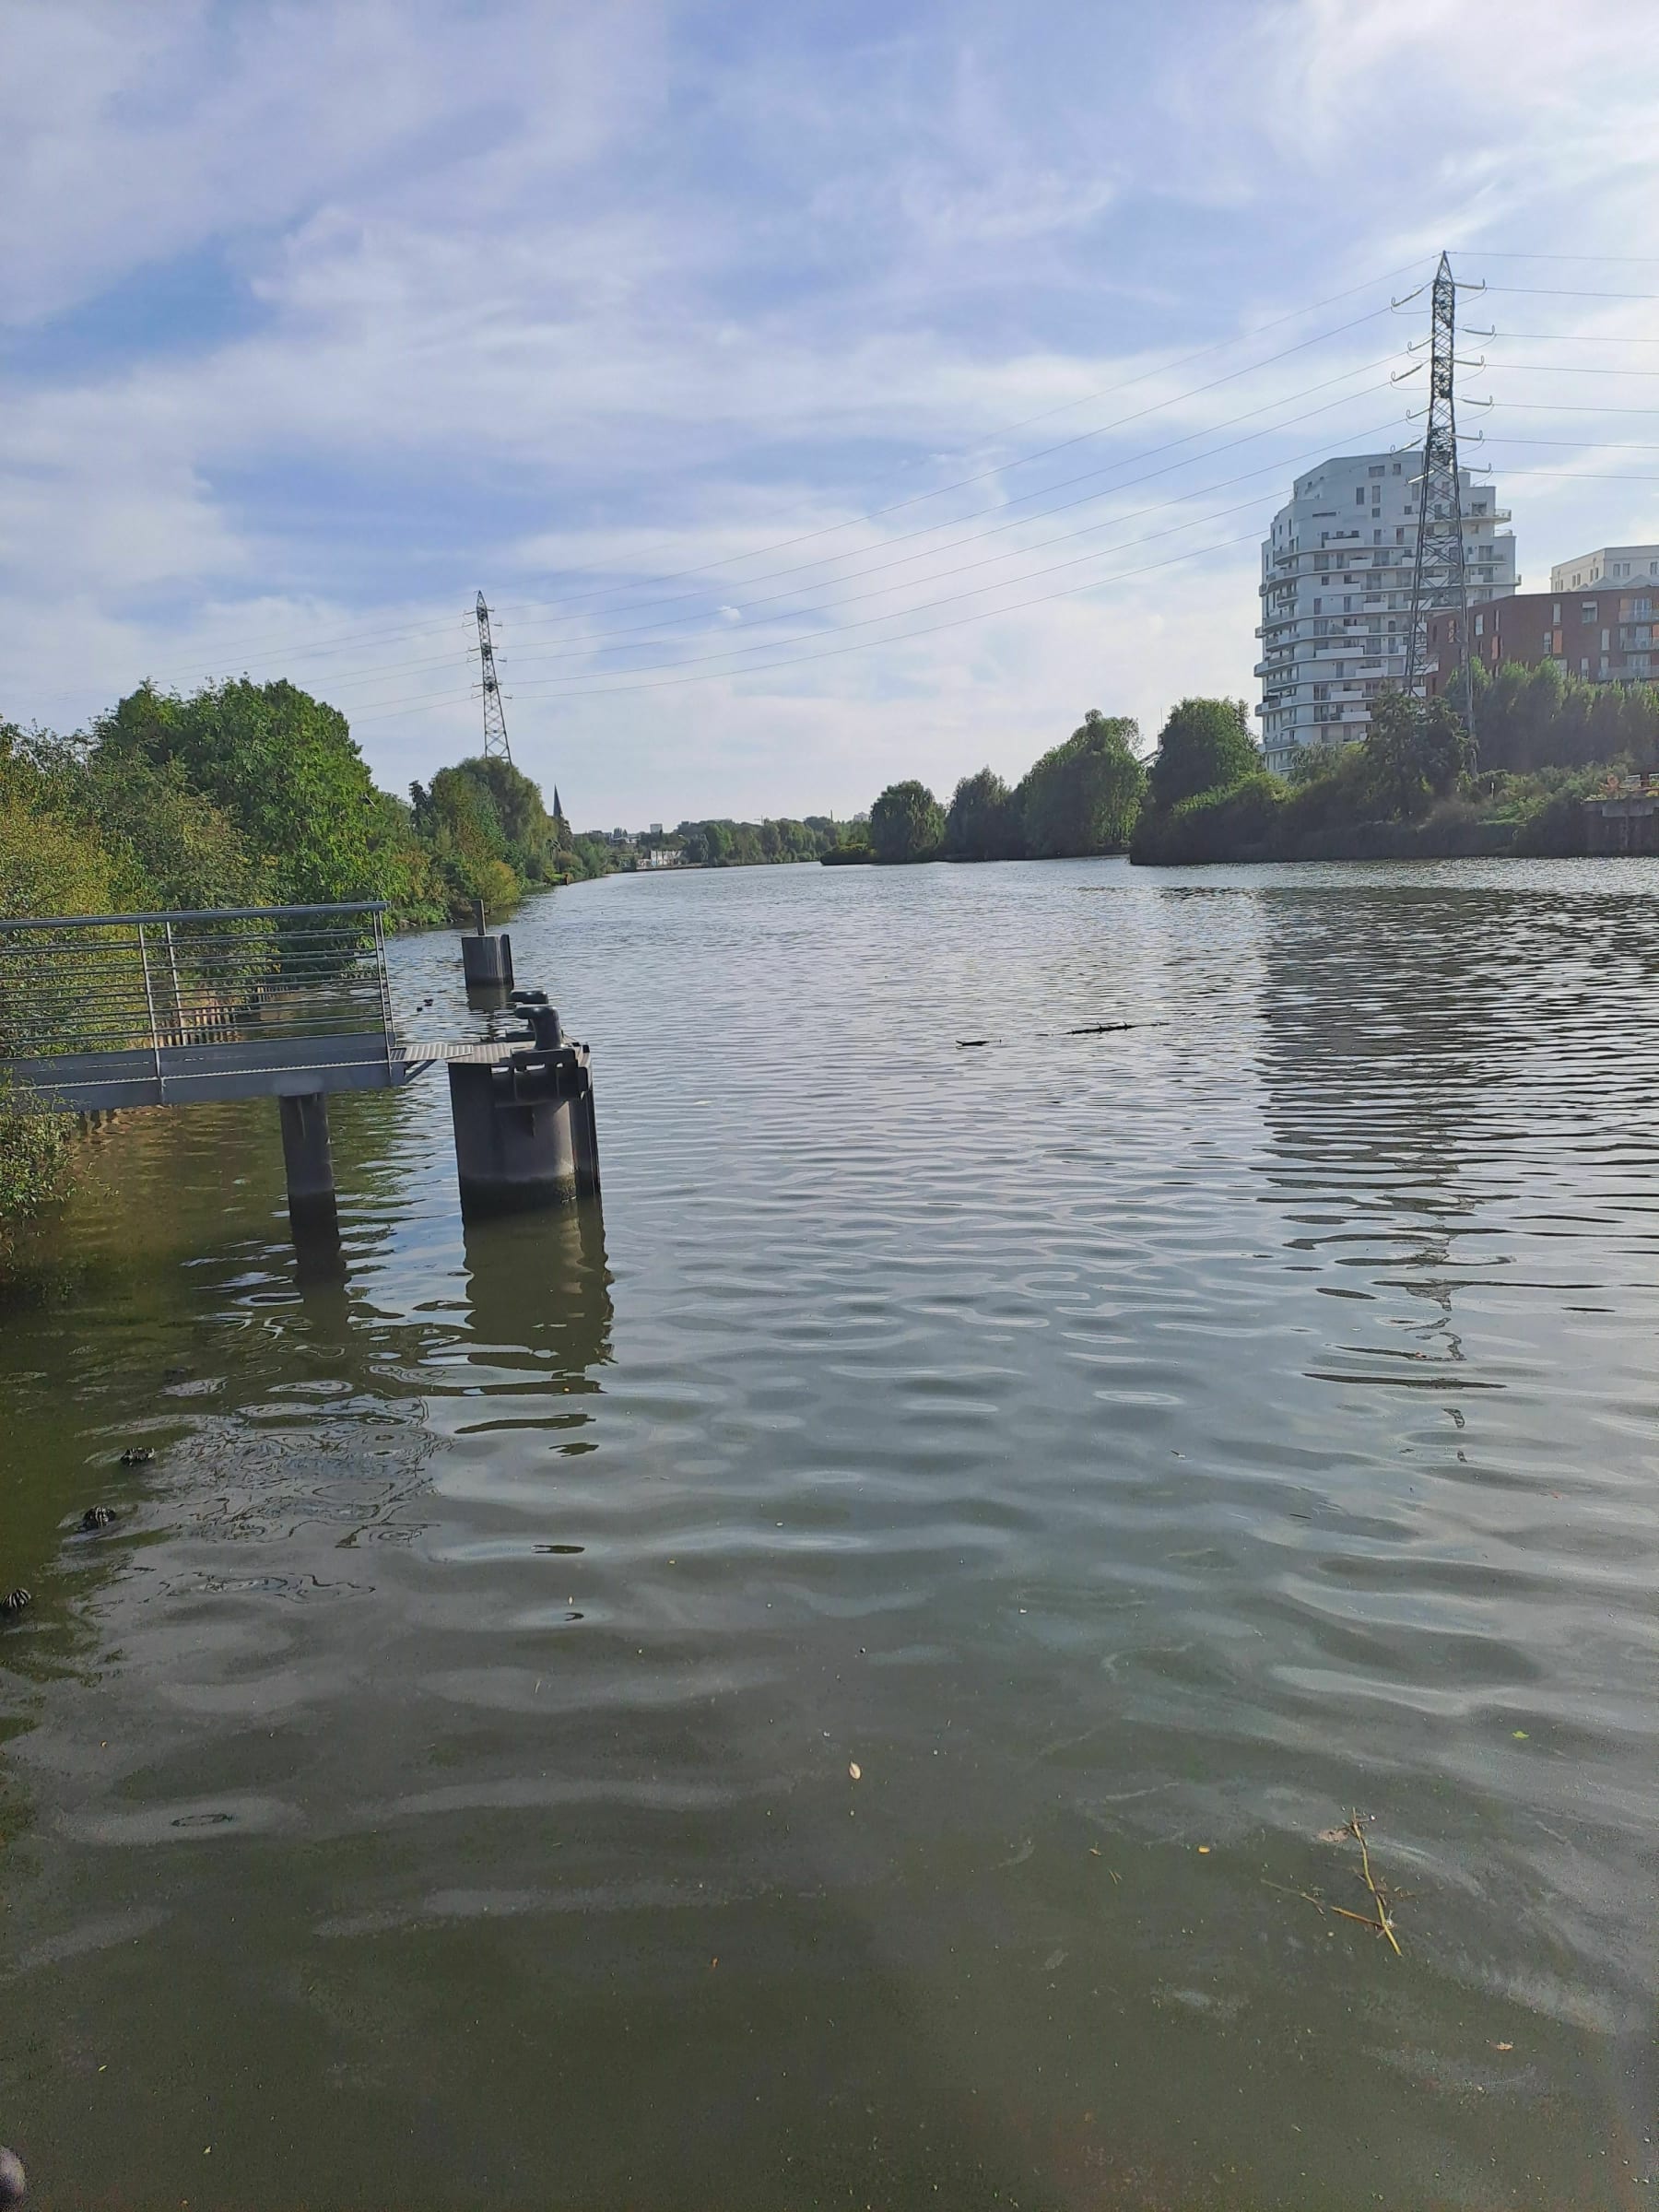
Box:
[1146,698,1258,812]
[946,768,1023,861]
[869,780,946,864]
[1017,711,1144,858]
[1362,692,1468,820]
[95,678,397,907]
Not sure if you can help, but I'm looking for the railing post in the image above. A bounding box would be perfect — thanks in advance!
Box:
[372,908,395,1066]
[162,920,183,1045]
[135,924,165,1100]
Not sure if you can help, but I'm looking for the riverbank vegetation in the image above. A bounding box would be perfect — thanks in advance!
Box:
[1,677,599,934]
[865,711,1146,864]
[674,816,853,866]
[1133,669,1659,865]
[0,677,597,1252]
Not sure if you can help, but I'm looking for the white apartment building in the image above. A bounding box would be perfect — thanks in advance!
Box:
[1549,545,1659,591]
[1255,451,1517,776]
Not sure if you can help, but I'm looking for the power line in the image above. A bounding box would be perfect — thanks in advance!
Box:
[1484,360,1659,376]
[348,523,1274,723]
[324,402,1408,714]
[488,298,1418,627]
[448,439,1409,699]
[1490,331,1659,345]
[1480,285,1659,300]
[1459,251,1659,264]
[181,352,1415,699]
[171,278,1427,694]
[412,360,1408,673]
[475,399,1408,678]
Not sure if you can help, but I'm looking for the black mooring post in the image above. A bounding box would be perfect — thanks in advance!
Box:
[278,1091,338,1232]
[461,894,514,989]
[446,1005,599,1217]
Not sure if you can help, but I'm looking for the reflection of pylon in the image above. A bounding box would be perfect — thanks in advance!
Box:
[1402,253,1476,745]
[474,592,512,762]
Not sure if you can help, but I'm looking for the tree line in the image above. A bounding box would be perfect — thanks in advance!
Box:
[674,816,850,867]
[1131,665,1659,865]
[862,710,1147,865]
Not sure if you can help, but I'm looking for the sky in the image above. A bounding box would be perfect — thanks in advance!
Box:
[3,0,1659,830]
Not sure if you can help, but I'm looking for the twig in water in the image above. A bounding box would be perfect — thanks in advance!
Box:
[1347,1814,1403,1957]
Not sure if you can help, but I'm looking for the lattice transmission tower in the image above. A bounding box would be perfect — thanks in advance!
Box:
[1400,252,1481,744]
[473,591,513,762]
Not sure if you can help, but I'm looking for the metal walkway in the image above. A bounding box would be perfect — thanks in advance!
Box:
[0,901,445,1112]
[0,901,600,1232]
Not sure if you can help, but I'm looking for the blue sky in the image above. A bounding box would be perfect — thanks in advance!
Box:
[4,0,1659,827]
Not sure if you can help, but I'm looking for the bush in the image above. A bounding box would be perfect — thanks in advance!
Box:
[1132,773,1284,865]
[0,1076,72,1259]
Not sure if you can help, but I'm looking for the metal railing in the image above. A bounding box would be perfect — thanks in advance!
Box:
[0,903,398,1105]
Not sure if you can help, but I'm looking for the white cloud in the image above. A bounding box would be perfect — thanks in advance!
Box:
[2,0,1659,821]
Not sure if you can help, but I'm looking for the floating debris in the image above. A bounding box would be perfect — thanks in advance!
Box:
[81,1507,117,1531]
[847,1762,862,1782]
[119,1447,155,1467]
[1270,1814,1405,1957]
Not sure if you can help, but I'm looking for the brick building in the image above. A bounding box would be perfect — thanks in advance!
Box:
[1426,582,1658,696]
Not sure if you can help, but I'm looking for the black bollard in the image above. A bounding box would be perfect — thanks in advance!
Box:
[460,897,514,989]
[447,1006,599,1218]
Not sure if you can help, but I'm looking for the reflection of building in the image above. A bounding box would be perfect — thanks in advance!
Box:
[1426,582,1656,692]
[1256,450,1517,775]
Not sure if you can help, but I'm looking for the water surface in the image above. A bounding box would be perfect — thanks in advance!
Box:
[3,856,1657,2208]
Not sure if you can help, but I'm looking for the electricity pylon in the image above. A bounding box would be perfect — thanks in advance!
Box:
[474,592,512,762]
[1401,253,1478,746]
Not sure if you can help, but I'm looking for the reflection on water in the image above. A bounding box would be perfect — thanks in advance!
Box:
[3,857,1658,2209]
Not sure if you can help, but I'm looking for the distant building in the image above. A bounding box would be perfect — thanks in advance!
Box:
[1256,450,1517,775]
[1550,545,1659,592]
[1426,581,1657,693]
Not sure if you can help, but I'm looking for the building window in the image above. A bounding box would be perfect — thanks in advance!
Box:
[1475,614,1484,636]
[1552,601,1561,621]
[1602,629,1611,651]
[1355,488,1366,505]
[1395,527,1406,544]
[1583,603,1597,622]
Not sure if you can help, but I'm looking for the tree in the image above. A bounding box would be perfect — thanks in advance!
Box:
[946,768,1023,861]
[869,780,946,864]
[1017,711,1144,858]
[94,678,399,907]
[442,757,560,880]
[1147,698,1259,812]
[1362,691,1468,820]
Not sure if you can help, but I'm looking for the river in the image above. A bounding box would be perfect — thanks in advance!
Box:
[2,855,1656,2209]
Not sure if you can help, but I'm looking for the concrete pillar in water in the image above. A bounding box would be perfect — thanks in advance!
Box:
[461,896,514,989]
[447,1021,600,1217]
[277,1091,338,1230]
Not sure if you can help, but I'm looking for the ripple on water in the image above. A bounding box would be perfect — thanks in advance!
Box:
[4,861,1659,2208]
